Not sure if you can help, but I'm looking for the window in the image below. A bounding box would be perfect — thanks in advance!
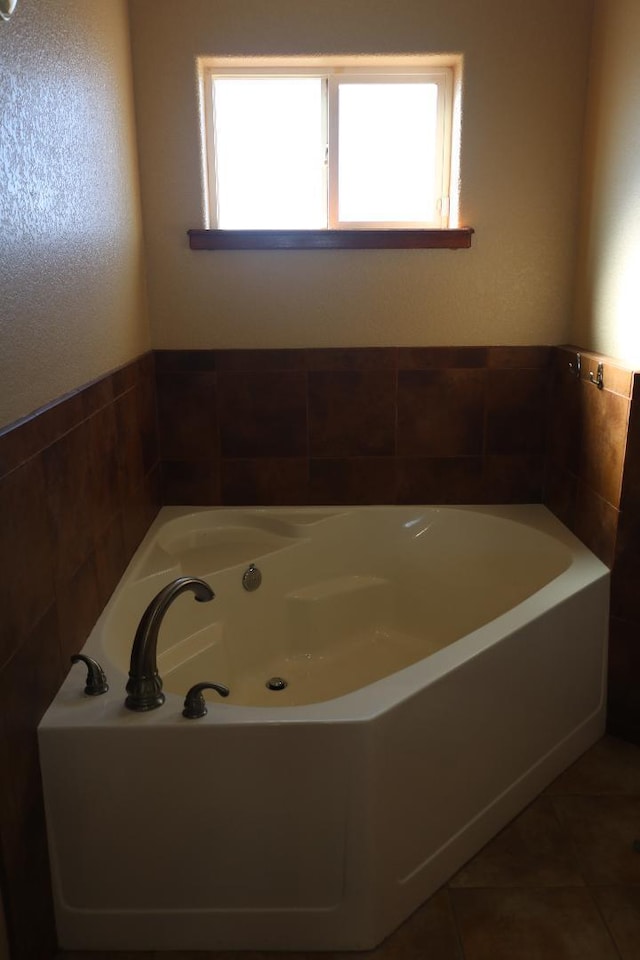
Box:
[198,57,461,237]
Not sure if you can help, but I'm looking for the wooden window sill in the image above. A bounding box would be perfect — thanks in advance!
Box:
[187,228,474,251]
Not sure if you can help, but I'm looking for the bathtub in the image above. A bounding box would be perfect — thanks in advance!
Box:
[39,504,609,952]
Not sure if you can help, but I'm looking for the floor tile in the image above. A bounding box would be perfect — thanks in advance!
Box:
[591,886,640,960]
[552,795,640,884]
[451,887,619,960]
[57,953,154,959]
[151,954,289,960]
[545,735,640,796]
[333,887,462,960]
[449,797,584,888]
[150,954,268,960]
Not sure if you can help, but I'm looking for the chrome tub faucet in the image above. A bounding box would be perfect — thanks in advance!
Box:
[125,576,215,712]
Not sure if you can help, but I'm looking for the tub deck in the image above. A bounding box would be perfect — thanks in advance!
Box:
[101,504,574,707]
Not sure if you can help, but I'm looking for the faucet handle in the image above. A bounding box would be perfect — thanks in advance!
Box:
[182,681,230,719]
[70,654,109,696]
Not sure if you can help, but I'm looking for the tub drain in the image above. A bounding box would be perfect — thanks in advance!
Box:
[266,677,288,691]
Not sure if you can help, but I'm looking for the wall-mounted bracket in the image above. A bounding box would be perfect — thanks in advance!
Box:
[589,362,604,390]
[569,353,581,379]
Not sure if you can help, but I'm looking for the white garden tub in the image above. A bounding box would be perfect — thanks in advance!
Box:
[39,504,609,951]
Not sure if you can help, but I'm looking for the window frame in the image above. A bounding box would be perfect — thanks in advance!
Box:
[326,68,453,230]
[193,55,471,250]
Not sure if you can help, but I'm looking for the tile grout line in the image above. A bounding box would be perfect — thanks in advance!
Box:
[584,885,625,960]
[445,884,469,960]
[546,792,587,874]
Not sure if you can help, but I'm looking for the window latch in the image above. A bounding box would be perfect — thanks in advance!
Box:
[437,196,450,218]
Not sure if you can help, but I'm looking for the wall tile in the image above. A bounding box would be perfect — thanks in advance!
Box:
[56,554,102,663]
[161,459,219,505]
[111,360,139,397]
[217,370,307,458]
[0,608,63,820]
[0,423,28,481]
[310,457,396,504]
[611,513,640,623]
[0,608,61,960]
[396,456,483,504]
[483,455,545,503]
[485,369,549,455]
[582,354,633,399]
[573,481,619,568]
[216,349,307,372]
[306,347,396,371]
[397,346,488,369]
[155,349,216,373]
[42,419,97,583]
[620,387,640,512]
[121,466,161,557]
[547,367,583,475]
[0,392,85,481]
[88,402,122,538]
[487,346,552,369]
[308,371,396,457]
[116,387,150,504]
[156,372,217,460]
[579,382,629,509]
[94,515,128,608]
[81,373,115,418]
[0,458,56,670]
[397,369,486,457]
[137,362,160,476]
[222,458,309,505]
[543,464,577,530]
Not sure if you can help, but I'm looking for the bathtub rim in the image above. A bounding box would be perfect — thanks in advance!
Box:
[40,503,609,731]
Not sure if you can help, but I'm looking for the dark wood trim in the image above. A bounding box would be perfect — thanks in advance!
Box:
[188,228,474,251]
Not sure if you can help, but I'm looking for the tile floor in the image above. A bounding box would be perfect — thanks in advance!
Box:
[56,735,640,960]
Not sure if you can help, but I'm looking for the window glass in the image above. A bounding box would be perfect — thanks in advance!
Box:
[213,77,324,229]
[337,82,439,224]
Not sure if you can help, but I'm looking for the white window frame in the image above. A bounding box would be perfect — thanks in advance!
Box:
[199,57,457,231]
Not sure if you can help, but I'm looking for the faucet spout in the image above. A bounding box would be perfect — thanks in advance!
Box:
[125,576,215,712]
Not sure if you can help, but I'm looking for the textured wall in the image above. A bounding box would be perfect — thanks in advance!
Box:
[572,0,640,366]
[0,0,150,430]
[128,0,594,351]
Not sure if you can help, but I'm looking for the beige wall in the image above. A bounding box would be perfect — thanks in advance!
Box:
[129,0,594,350]
[572,0,640,366]
[0,0,150,430]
